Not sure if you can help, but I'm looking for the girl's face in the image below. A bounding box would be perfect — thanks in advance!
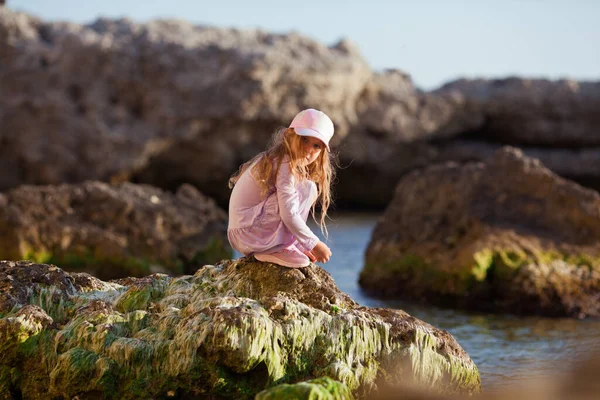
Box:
[297,135,324,165]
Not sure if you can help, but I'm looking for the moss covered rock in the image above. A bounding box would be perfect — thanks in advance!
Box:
[361,147,600,318]
[256,377,353,400]
[0,259,480,399]
[0,181,231,279]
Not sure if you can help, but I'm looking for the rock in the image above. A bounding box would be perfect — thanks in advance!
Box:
[0,8,370,205]
[360,147,600,317]
[0,181,230,279]
[3,9,600,211]
[370,352,600,400]
[0,259,481,399]
[424,78,600,198]
[256,377,353,400]
[435,77,600,146]
[334,71,482,209]
[433,139,600,188]
[336,76,600,209]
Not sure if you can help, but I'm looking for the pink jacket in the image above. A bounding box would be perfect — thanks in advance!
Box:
[228,158,319,256]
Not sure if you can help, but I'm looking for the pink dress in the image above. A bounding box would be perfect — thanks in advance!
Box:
[228,158,319,256]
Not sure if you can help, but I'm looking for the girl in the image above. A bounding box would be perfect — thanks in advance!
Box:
[228,108,335,268]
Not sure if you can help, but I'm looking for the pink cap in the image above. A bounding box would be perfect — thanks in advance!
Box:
[289,109,334,152]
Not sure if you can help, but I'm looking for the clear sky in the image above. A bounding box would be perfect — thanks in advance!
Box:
[9,0,600,90]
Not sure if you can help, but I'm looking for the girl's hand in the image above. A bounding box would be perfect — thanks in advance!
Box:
[309,241,332,263]
[304,249,317,262]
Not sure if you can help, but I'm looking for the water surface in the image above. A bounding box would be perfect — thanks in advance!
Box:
[311,213,600,390]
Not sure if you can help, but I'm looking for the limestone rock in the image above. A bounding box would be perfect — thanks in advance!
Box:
[336,76,600,209]
[0,181,230,279]
[0,260,481,399]
[433,140,600,186]
[0,8,370,205]
[360,147,600,317]
[335,71,483,209]
[436,77,600,146]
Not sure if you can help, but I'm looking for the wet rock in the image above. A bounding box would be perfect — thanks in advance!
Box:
[370,351,600,400]
[256,376,353,400]
[0,181,230,279]
[0,259,480,399]
[360,147,600,317]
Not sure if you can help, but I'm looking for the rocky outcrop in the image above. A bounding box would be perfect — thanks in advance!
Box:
[334,70,482,208]
[2,8,600,210]
[0,181,230,279]
[435,78,600,146]
[0,8,370,205]
[360,147,600,318]
[0,259,481,399]
[336,76,600,209]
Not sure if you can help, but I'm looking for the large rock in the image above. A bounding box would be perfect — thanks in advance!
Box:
[335,70,483,209]
[426,78,600,199]
[435,77,600,146]
[336,76,600,209]
[3,8,600,210]
[433,139,600,185]
[0,8,370,205]
[0,181,230,279]
[0,259,481,399]
[360,147,600,318]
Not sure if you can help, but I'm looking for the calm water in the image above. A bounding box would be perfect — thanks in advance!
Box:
[236,213,600,390]
[306,213,600,390]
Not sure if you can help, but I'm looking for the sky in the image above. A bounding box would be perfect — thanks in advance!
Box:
[9,0,600,90]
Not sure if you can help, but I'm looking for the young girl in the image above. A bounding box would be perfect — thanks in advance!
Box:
[228,108,335,268]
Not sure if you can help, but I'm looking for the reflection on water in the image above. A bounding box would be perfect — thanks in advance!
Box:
[234,212,600,390]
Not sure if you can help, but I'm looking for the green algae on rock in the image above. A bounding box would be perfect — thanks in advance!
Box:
[361,147,600,318]
[0,181,231,280]
[255,377,353,400]
[0,259,480,399]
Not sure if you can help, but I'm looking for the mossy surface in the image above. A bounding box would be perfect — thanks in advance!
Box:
[361,252,473,296]
[255,376,354,400]
[0,259,481,399]
[22,246,155,279]
[20,237,232,280]
[408,328,480,391]
[363,244,600,317]
[188,236,233,270]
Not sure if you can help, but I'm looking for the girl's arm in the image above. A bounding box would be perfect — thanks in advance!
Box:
[275,161,320,251]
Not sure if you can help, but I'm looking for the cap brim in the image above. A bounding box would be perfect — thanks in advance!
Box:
[293,127,331,152]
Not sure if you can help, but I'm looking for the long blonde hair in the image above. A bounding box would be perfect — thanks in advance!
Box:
[229,127,335,237]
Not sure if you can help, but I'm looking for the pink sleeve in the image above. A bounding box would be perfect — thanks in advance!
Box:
[275,161,320,251]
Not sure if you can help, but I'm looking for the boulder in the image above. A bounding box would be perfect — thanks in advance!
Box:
[0,181,230,279]
[336,77,600,209]
[435,77,600,146]
[0,259,481,399]
[335,70,482,209]
[360,147,600,318]
[0,8,370,205]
